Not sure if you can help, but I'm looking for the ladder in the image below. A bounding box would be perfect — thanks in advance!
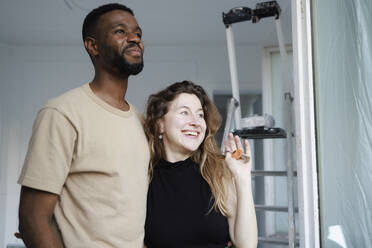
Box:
[221,1,298,247]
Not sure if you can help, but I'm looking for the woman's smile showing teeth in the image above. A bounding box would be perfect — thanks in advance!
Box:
[182,130,199,137]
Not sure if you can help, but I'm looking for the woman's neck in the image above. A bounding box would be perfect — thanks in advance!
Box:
[165,153,191,163]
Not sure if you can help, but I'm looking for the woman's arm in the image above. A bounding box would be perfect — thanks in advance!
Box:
[225,134,258,248]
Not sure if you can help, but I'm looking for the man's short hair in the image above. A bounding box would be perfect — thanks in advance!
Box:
[82,3,134,40]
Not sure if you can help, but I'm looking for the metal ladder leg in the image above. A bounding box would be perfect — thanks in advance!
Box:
[276,16,296,248]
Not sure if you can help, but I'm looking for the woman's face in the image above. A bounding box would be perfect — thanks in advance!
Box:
[159,93,207,162]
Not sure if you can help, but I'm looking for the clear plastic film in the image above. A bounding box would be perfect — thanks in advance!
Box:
[313,0,372,247]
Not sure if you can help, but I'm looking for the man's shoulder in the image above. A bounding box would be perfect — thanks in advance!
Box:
[45,85,84,108]
[41,84,91,116]
[129,104,145,123]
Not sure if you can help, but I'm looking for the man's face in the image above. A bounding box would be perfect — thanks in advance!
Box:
[96,10,144,76]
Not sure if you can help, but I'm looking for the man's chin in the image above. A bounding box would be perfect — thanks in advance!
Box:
[123,62,144,76]
[125,57,143,65]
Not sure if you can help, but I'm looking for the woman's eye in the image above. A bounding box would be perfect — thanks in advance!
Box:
[198,113,204,118]
[180,111,188,115]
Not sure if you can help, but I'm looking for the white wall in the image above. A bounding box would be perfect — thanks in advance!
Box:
[0,42,263,246]
[0,43,12,247]
[129,44,263,111]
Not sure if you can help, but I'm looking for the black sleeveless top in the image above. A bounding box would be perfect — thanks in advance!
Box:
[144,158,230,248]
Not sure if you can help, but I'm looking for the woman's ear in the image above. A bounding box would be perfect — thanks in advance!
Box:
[157,118,165,134]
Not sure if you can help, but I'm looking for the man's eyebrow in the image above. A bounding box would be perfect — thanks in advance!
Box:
[111,23,142,33]
[111,23,126,28]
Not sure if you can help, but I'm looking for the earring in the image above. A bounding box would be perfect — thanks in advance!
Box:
[159,134,163,139]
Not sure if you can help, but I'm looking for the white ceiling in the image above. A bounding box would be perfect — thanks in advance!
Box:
[0,0,292,46]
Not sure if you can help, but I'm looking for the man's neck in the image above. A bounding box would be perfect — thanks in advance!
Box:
[89,72,130,111]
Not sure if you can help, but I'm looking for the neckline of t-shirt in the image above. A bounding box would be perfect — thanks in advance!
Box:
[82,83,133,118]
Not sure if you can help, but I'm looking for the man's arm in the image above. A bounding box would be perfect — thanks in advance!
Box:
[19,186,63,248]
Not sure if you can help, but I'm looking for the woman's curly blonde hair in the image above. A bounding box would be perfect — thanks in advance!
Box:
[144,80,232,215]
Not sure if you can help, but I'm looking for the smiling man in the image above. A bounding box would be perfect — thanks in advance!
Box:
[17,4,149,248]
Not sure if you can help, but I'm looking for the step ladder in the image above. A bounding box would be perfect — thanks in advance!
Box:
[221,1,298,247]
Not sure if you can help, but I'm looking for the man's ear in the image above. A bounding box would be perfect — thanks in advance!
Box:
[84,37,99,57]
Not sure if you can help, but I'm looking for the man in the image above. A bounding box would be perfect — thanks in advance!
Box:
[17,3,149,247]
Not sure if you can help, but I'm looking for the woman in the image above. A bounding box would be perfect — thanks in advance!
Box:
[144,81,257,248]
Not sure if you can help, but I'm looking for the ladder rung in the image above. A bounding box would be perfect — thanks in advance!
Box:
[233,127,287,139]
[252,170,297,176]
[255,204,299,212]
[258,236,299,246]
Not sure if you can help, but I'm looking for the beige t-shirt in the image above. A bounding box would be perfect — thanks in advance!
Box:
[18,83,150,248]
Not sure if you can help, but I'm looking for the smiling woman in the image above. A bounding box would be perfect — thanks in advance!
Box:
[143,81,258,248]
[158,92,207,162]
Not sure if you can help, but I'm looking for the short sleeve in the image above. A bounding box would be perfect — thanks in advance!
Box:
[18,107,77,194]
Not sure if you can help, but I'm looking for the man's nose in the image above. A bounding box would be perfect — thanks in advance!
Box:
[127,32,141,43]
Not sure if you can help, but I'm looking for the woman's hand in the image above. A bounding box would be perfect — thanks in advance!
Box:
[224,134,258,248]
[224,133,252,181]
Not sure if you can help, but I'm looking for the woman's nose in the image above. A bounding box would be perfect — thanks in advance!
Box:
[188,114,200,126]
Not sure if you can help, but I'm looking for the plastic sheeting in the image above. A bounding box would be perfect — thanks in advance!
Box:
[313,0,372,247]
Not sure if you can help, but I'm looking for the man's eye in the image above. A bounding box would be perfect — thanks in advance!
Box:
[180,111,188,115]
[115,29,125,34]
[136,33,142,38]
